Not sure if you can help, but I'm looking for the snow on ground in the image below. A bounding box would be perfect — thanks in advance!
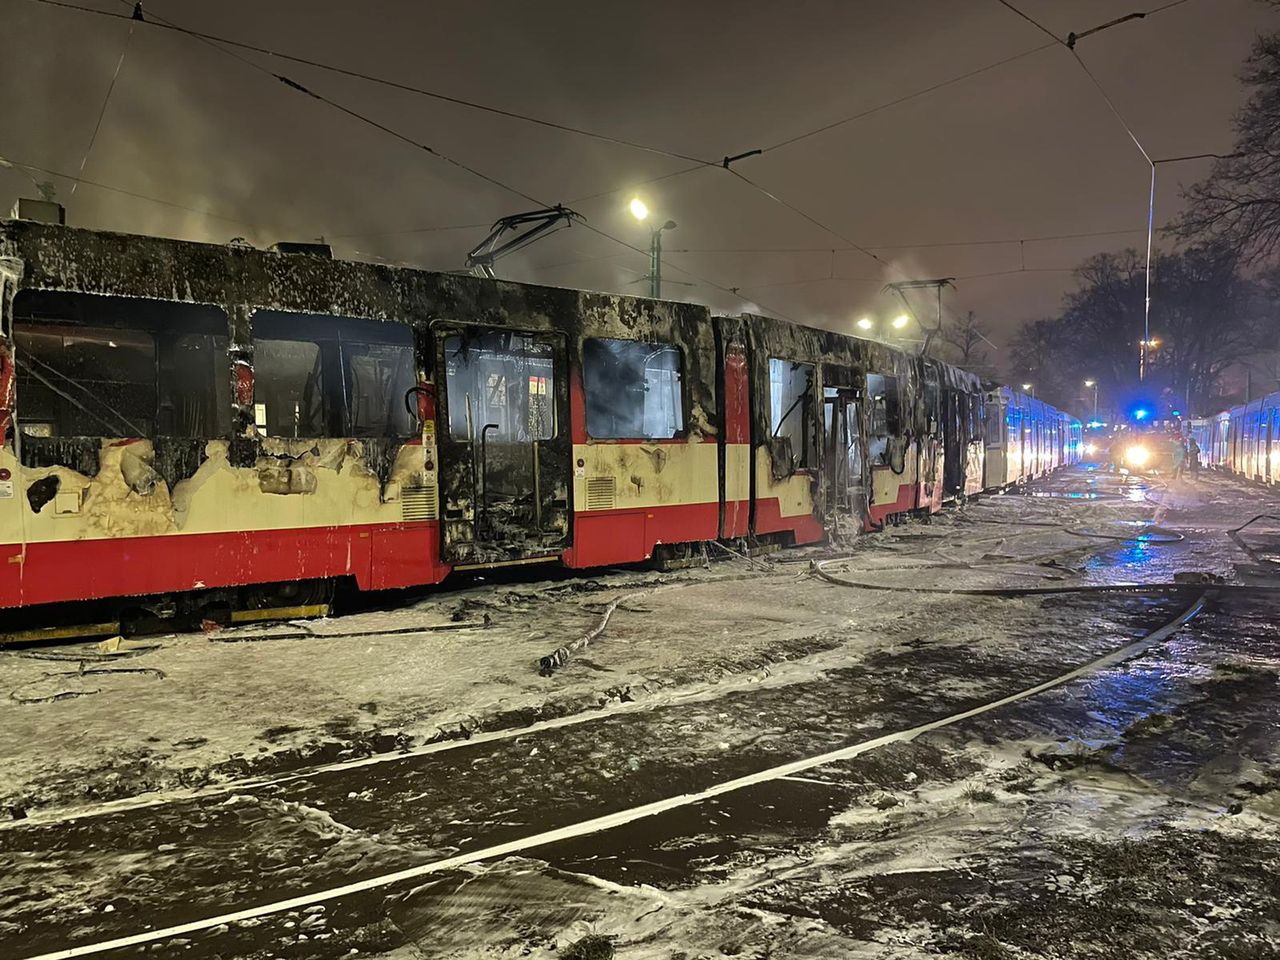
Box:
[1,467,1278,959]
[0,467,1261,823]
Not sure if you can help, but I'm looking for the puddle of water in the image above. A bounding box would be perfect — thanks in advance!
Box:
[1026,491,1104,500]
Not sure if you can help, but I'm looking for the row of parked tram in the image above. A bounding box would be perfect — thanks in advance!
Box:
[1190,391,1280,485]
[0,213,1080,621]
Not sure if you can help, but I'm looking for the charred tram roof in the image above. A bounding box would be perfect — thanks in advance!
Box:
[0,218,975,395]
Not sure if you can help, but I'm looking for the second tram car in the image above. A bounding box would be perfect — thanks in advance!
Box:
[1190,391,1280,484]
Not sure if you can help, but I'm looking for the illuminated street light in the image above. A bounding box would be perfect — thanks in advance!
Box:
[890,314,909,330]
[1084,379,1098,419]
[1021,383,1032,391]
[856,316,873,331]
[629,198,675,298]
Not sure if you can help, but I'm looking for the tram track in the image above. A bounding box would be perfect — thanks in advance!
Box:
[14,590,1211,960]
[6,473,1265,960]
[0,480,1218,829]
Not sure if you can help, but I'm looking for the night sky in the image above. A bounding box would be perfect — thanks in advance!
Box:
[3,0,1274,361]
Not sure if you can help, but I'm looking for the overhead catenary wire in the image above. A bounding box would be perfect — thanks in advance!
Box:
[758,40,1058,154]
[0,154,255,224]
[992,0,1064,44]
[70,17,134,195]
[666,226,1148,255]
[28,0,716,167]
[36,0,796,321]
[14,0,1205,327]
[987,0,1208,380]
[16,0,1138,301]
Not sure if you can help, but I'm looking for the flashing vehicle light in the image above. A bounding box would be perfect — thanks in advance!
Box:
[1133,408,1150,421]
[1084,442,1099,456]
[1087,420,1107,429]
[1124,444,1151,468]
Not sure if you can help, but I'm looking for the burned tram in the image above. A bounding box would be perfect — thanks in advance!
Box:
[0,214,1078,624]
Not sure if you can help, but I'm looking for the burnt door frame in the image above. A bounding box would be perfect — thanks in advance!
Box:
[942,387,965,495]
[822,384,868,521]
[431,321,571,566]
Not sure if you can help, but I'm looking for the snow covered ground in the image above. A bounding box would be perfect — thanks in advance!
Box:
[0,467,1169,818]
[2,466,1279,960]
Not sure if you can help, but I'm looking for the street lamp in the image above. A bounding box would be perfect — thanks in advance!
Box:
[856,316,873,331]
[630,197,675,299]
[1021,382,1035,399]
[890,314,909,330]
[1084,379,1098,420]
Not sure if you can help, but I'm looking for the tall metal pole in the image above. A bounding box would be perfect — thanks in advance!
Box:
[936,284,944,351]
[1093,383,1099,420]
[1141,164,1155,381]
[649,229,661,299]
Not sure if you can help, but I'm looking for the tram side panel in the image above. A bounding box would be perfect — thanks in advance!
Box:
[562,295,723,568]
[0,227,453,609]
[864,358,926,526]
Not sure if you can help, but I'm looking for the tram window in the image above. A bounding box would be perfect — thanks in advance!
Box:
[865,373,901,437]
[582,338,684,440]
[252,311,415,439]
[13,291,229,439]
[253,338,327,437]
[984,399,1003,446]
[159,333,232,437]
[770,358,815,468]
[443,330,555,442]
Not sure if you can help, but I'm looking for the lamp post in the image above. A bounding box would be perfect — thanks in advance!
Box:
[629,198,676,299]
[1084,379,1098,420]
[1021,382,1035,399]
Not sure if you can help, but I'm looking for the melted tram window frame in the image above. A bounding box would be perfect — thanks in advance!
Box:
[582,337,686,441]
[12,290,231,440]
[250,310,417,440]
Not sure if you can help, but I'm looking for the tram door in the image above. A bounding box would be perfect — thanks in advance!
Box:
[433,324,571,566]
[942,388,965,496]
[823,386,867,520]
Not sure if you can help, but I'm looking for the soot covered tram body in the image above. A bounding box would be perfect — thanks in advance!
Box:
[0,216,1079,619]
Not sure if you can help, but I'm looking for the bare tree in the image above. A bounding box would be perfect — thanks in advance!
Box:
[942,311,991,370]
[1147,245,1270,411]
[1009,247,1269,416]
[1008,317,1072,406]
[1175,33,1280,262]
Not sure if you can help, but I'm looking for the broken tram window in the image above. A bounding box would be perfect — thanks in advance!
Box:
[769,357,815,468]
[251,311,416,439]
[443,329,555,442]
[12,291,230,439]
[582,338,684,440]
[865,372,902,466]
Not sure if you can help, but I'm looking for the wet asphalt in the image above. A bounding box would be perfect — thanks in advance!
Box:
[2,469,1279,960]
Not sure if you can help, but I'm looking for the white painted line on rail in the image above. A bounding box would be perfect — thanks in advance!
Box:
[20,595,1205,960]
